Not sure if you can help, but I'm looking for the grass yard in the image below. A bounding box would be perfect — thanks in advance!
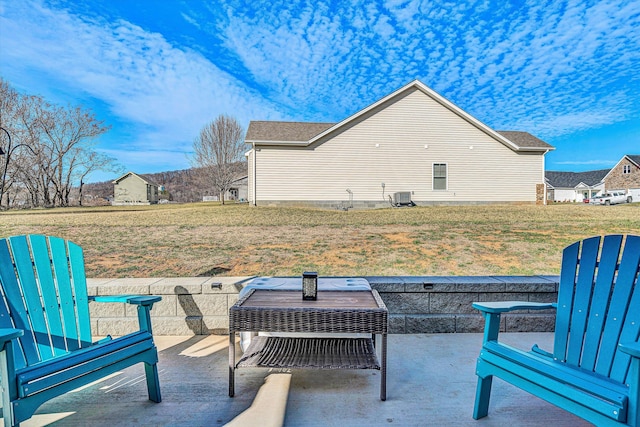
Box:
[1,202,639,278]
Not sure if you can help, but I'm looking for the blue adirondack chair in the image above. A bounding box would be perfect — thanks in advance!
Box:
[473,234,640,426]
[0,235,161,426]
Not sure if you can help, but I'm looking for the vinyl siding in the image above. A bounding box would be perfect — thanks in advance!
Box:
[113,174,158,205]
[114,175,148,203]
[251,88,546,204]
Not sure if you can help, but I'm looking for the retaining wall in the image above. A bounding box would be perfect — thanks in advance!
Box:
[86,275,560,336]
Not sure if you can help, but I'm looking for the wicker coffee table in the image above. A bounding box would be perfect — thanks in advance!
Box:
[229,289,388,400]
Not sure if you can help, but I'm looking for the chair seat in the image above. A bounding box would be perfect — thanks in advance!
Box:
[480,341,629,422]
[17,331,156,397]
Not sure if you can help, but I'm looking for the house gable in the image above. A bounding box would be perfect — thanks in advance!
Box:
[246,80,554,154]
[603,154,640,191]
[309,81,553,153]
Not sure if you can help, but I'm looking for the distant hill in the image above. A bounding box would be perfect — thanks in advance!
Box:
[83,163,247,204]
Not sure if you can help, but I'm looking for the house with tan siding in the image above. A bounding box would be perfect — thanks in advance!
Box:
[112,172,159,205]
[245,80,554,209]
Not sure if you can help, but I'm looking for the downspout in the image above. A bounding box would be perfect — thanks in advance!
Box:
[542,150,548,205]
[252,143,257,206]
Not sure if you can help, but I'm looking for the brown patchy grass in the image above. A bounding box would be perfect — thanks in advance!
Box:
[1,203,639,278]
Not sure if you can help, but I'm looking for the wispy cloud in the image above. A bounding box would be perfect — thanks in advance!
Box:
[0,0,282,168]
[214,0,640,137]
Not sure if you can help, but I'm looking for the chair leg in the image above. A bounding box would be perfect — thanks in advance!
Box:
[473,374,493,419]
[144,362,162,403]
[2,409,15,427]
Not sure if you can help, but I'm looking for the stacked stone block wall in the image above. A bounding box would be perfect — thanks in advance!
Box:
[87,275,560,336]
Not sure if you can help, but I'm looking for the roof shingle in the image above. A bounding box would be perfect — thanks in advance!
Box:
[545,169,609,188]
[496,131,553,150]
[245,121,335,142]
[246,121,553,150]
[627,155,640,167]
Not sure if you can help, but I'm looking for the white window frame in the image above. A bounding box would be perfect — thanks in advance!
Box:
[623,164,631,174]
[433,163,447,191]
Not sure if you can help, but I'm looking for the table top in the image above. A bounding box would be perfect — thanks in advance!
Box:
[235,289,383,310]
[240,277,371,298]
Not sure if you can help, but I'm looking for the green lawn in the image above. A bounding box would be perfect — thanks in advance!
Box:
[2,202,639,278]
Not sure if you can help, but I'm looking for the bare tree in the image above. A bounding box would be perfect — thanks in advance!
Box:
[0,79,21,208]
[38,104,111,207]
[191,114,246,204]
[0,78,117,208]
[77,150,123,206]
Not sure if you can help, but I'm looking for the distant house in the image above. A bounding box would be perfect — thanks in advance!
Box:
[112,172,159,205]
[546,155,640,203]
[545,170,608,202]
[228,175,248,202]
[603,155,640,201]
[245,80,554,208]
[202,175,248,202]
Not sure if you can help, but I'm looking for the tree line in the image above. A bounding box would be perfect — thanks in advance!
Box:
[82,164,246,205]
[1,77,248,209]
[0,79,119,209]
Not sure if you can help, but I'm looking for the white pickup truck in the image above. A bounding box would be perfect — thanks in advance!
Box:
[590,191,631,205]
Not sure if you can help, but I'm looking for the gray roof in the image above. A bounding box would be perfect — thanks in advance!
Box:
[627,155,640,167]
[495,131,553,150]
[245,121,334,142]
[112,171,159,187]
[245,121,552,150]
[545,169,609,188]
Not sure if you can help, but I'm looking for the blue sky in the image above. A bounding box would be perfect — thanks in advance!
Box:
[1,0,639,183]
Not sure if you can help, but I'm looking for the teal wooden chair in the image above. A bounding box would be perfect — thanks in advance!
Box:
[0,235,162,426]
[473,234,640,426]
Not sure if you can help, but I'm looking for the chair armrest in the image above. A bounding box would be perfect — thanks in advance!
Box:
[89,295,161,306]
[619,342,640,358]
[89,295,161,334]
[472,301,556,314]
[473,301,556,344]
[0,328,24,351]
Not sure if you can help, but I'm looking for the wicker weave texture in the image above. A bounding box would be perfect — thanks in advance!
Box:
[230,311,387,333]
[229,289,388,334]
[237,336,380,370]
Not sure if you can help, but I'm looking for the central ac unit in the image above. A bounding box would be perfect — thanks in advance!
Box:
[393,192,412,206]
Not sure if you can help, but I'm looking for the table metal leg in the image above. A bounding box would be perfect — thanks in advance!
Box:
[229,332,235,397]
[381,333,387,401]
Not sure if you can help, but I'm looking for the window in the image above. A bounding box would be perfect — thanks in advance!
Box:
[623,165,631,174]
[433,163,447,190]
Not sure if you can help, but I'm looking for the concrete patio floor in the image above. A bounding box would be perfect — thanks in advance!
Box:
[16,333,592,427]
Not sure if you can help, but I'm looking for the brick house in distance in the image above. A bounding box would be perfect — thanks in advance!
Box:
[546,155,640,203]
[603,155,640,201]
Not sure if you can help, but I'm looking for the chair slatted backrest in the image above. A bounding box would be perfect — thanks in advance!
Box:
[0,235,93,369]
[553,234,640,384]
